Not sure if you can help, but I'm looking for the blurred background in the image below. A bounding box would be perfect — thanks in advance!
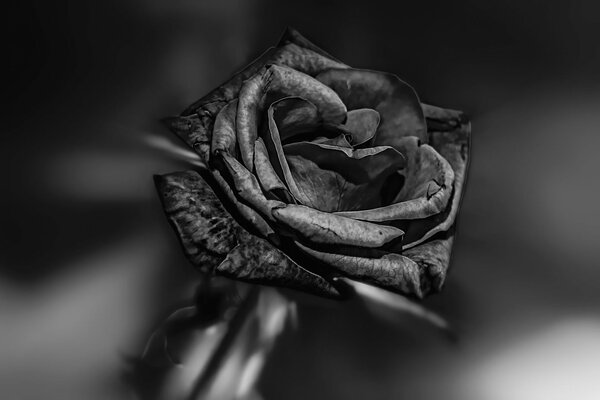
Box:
[3,0,600,399]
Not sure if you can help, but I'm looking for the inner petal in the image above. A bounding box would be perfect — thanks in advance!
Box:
[316,68,427,149]
[335,136,455,222]
[282,142,406,212]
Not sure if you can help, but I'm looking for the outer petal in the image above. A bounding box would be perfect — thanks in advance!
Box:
[316,68,427,146]
[176,31,349,161]
[402,104,470,248]
[216,237,341,298]
[154,171,237,271]
[403,234,454,295]
[154,169,341,298]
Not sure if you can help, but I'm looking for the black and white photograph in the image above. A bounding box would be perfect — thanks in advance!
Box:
[3,1,600,399]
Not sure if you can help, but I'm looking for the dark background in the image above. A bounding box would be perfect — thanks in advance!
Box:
[3,1,600,399]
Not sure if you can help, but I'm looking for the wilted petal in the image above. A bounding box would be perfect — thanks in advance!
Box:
[253,138,294,202]
[295,242,423,297]
[210,99,238,158]
[271,204,404,248]
[237,65,347,168]
[335,138,454,221]
[403,235,454,295]
[217,152,285,221]
[316,68,427,147]
[283,141,406,211]
[154,171,238,271]
[216,238,342,298]
[402,105,470,248]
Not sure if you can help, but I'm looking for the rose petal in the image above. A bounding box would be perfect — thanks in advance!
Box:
[154,171,237,271]
[295,242,423,297]
[403,234,454,295]
[261,97,323,206]
[237,64,347,168]
[210,99,238,158]
[340,108,380,147]
[282,141,406,211]
[176,30,348,162]
[216,238,342,298]
[316,68,427,147]
[267,96,321,143]
[401,105,470,248]
[253,138,295,203]
[217,152,285,220]
[334,138,454,221]
[208,169,277,241]
[271,204,404,248]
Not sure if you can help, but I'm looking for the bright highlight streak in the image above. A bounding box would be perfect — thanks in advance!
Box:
[145,134,206,168]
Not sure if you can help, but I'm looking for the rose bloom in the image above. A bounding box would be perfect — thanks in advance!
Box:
[155,28,470,299]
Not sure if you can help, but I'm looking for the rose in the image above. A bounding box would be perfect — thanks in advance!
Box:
[155,28,470,299]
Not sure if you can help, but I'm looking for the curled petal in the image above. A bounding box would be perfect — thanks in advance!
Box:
[268,96,321,142]
[402,105,470,248]
[253,138,294,202]
[295,242,423,297]
[316,68,427,147]
[217,152,285,220]
[335,140,454,221]
[210,99,238,158]
[237,64,347,168]
[271,204,404,248]
[283,142,406,211]
[340,108,380,147]
[403,235,454,295]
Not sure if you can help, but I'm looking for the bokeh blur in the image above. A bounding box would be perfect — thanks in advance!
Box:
[3,0,600,399]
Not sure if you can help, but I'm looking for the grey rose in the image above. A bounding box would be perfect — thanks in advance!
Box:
[155,28,470,299]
